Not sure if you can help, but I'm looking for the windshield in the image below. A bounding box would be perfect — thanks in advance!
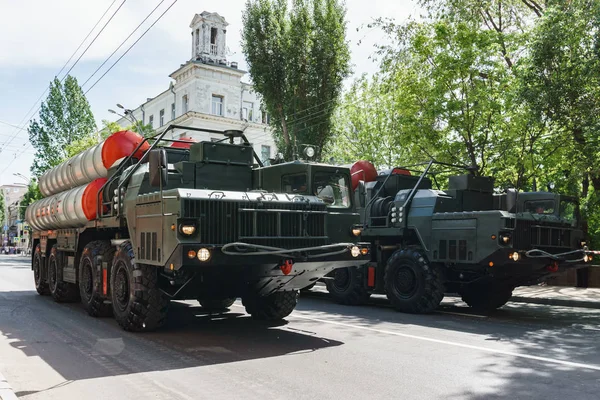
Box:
[559,199,578,223]
[281,173,308,194]
[524,200,555,215]
[313,172,350,208]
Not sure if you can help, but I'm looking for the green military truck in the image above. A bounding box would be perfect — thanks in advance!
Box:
[26,125,369,331]
[323,160,596,312]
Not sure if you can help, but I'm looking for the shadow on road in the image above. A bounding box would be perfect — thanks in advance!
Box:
[299,290,600,400]
[0,290,342,386]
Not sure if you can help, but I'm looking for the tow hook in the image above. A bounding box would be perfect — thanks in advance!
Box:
[546,262,559,273]
[280,259,294,275]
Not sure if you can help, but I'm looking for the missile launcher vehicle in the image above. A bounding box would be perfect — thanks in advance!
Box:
[26,125,369,331]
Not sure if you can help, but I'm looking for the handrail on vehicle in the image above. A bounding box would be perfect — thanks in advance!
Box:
[95,124,264,219]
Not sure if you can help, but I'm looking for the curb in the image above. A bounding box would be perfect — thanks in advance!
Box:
[0,371,17,400]
[509,295,600,310]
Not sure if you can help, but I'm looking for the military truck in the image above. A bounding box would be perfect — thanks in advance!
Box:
[25,125,369,331]
[322,160,596,313]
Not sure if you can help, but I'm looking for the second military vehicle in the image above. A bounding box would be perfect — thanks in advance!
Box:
[26,125,369,331]
[321,160,596,313]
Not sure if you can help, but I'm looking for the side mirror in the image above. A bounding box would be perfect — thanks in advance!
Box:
[149,148,168,187]
[506,188,517,213]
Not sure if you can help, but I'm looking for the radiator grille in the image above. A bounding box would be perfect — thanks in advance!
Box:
[512,220,572,250]
[182,199,328,247]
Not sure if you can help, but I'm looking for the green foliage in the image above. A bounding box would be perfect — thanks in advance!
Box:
[242,0,351,160]
[18,182,42,221]
[28,76,96,176]
[0,190,4,225]
[328,0,600,245]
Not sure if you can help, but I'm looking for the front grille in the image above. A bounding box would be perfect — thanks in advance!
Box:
[182,199,328,248]
[512,220,572,250]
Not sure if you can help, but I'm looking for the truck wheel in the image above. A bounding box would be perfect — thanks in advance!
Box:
[242,290,298,320]
[325,266,370,305]
[79,241,114,317]
[198,298,236,310]
[384,249,444,313]
[461,284,513,312]
[33,244,49,295]
[48,246,80,303]
[110,241,169,332]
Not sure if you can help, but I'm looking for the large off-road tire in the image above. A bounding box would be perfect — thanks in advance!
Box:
[384,248,445,313]
[198,298,236,311]
[242,290,298,320]
[325,266,371,305]
[79,241,114,317]
[33,244,49,295]
[461,284,514,312]
[48,246,80,303]
[110,241,169,332]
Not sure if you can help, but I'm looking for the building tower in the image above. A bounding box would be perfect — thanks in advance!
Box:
[190,11,228,64]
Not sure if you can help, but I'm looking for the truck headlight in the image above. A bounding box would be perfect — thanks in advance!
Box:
[179,224,196,236]
[510,252,520,262]
[350,246,360,257]
[351,227,362,237]
[500,234,511,245]
[197,248,211,262]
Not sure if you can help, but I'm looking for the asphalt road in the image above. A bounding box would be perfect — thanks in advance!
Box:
[0,255,599,400]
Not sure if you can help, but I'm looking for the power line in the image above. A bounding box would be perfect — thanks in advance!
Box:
[81,0,167,88]
[1,0,178,180]
[85,0,179,95]
[0,0,122,153]
[61,0,128,82]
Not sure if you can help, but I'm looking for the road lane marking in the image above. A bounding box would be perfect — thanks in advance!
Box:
[437,310,487,318]
[233,304,600,372]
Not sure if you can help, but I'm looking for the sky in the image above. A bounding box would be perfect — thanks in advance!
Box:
[0,0,420,185]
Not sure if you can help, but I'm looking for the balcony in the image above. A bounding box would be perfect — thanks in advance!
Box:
[210,43,218,55]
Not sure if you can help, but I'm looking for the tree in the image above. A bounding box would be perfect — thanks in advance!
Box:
[18,182,42,221]
[64,120,153,158]
[28,76,96,176]
[242,0,351,160]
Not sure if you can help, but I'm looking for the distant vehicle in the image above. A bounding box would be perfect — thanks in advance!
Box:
[320,160,596,312]
[25,126,369,331]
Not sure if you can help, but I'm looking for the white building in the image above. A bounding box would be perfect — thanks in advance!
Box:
[116,11,276,164]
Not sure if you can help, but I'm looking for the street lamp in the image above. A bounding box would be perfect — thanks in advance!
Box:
[13,173,30,185]
[110,105,145,136]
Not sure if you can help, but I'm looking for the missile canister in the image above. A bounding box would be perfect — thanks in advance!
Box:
[26,178,107,231]
[38,130,149,197]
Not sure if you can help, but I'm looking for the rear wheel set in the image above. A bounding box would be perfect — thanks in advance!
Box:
[384,249,445,314]
[110,241,170,332]
[48,246,80,303]
[79,241,114,317]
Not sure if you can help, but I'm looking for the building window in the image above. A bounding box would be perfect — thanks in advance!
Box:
[242,101,253,121]
[171,103,175,120]
[159,109,164,127]
[149,115,154,128]
[262,111,270,125]
[210,27,218,55]
[182,95,188,113]
[195,28,199,48]
[212,95,224,116]
[261,145,271,165]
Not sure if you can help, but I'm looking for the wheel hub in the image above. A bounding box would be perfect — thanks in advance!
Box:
[82,263,93,299]
[114,264,130,311]
[395,266,417,298]
[49,261,57,291]
[333,268,351,291]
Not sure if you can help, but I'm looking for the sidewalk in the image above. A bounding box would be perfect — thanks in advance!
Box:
[511,285,600,309]
[0,370,17,400]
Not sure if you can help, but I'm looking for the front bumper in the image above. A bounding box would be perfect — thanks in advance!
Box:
[479,247,597,281]
[164,242,371,294]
